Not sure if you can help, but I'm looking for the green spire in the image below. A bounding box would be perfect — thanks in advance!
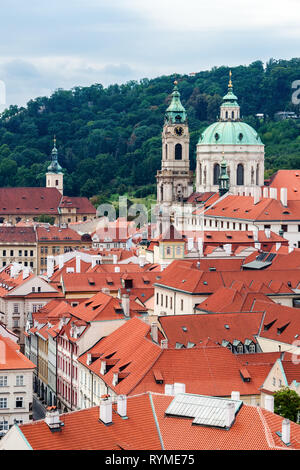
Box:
[219,152,229,196]
[47,136,63,174]
[165,81,187,124]
[222,70,239,106]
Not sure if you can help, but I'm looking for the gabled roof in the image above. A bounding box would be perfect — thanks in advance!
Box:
[13,392,300,450]
[0,187,62,215]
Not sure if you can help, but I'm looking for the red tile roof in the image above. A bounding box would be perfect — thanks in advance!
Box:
[269,170,300,200]
[0,187,62,215]
[36,226,82,242]
[59,196,96,215]
[0,226,36,243]
[0,335,36,370]
[15,391,300,450]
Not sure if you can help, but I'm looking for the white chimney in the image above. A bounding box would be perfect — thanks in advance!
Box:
[197,238,203,256]
[151,323,158,343]
[100,396,112,425]
[187,238,194,251]
[45,408,62,430]
[161,339,168,349]
[269,187,277,200]
[263,187,269,198]
[58,255,64,270]
[276,242,282,251]
[91,255,101,268]
[280,188,288,207]
[254,187,261,204]
[231,391,240,401]
[225,402,236,428]
[23,268,30,280]
[76,255,81,273]
[174,383,186,395]
[282,419,290,445]
[100,360,106,375]
[113,255,118,264]
[264,395,274,413]
[112,372,118,387]
[86,353,92,365]
[265,229,271,239]
[117,395,127,418]
[47,256,55,278]
[224,243,232,255]
[121,294,130,317]
[139,256,146,267]
[164,384,174,396]
[114,266,120,273]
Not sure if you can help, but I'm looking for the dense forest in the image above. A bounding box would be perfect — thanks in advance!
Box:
[0,58,300,204]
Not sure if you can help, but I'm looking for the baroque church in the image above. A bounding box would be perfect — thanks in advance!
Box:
[156,72,265,212]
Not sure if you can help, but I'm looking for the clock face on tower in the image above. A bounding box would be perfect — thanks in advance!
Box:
[174,126,184,136]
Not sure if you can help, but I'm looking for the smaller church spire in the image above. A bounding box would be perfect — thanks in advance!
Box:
[165,80,187,124]
[47,136,63,174]
[219,152,230,196]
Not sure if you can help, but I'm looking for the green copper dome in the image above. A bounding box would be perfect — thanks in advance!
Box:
[198,121,263,145]
[165,82,187,124]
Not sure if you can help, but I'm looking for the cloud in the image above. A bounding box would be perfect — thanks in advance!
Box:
[0,0,299,108]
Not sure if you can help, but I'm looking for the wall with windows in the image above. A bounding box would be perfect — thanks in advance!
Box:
[154,285,208,317]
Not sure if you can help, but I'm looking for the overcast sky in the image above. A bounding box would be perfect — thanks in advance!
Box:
[0,0,300,109]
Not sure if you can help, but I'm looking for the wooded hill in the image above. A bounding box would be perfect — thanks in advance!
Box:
[0,58,300,204]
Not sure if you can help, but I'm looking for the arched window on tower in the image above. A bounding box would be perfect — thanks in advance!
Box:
[237,164,244,186]
[165,144,168,160]
[231,111,234,119]
[256,164,259,185]
[213,163,220,185]
[175,143,182,160]
[225,111,228,119]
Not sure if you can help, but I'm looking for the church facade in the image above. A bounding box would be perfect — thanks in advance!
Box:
[156,73,265,210]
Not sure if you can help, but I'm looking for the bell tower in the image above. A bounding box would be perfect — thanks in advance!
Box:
[156,81,193,205]
[46,137,64,195]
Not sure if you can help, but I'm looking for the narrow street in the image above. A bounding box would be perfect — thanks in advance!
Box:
[32,394,46,421]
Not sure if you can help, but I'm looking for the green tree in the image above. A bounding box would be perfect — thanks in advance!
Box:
[274,387,300,422]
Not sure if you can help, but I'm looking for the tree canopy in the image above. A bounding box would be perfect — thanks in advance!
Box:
[1,58,300,202]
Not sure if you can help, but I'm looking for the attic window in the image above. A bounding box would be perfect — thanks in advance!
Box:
[264,319,277,331]
[206,234,212,238]
[85,301,93,307]
[215,133,220,141]
[240,368,251,382]
[105,352,116,359]
[238,133,243,141]
[153,370,164,384]
[119,362,130,372]
[283,211,290,214]
[88,278,95,285]
[92,305,101,310]
[182,326,188,332]
[209,267,216,271]
[247,234,253,238]
[277,322,290,335]
[203,281,208,285]
[224,324,230,329]
[226,235,232,239]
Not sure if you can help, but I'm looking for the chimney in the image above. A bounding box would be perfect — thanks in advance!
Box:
[264,395,274,413]
[276,242,281,251]
[100,360,106,375]
[86,353,92,365]
[114,266,120,273]
[173,383,186,395]
[45,408,63,431]
[265,229,271,239]
[263,187,269,198]
[282,419,290,445]
[139,256,146,267]
[23,267,30,280]
[113,255,118,264]
[121,294,130,317]
[117,395,127,418]
[269,187,277,200]
[253,187,262,205]
[197,238,203,256]
[99,396,112,425]
[187,238,194,251]
[164,384,174,396]
[225,402,236,428]
[253,228,259,242]
[47,256,55,278]
[151,323,158,343]
[91,255,101,268]
[76,255,81,273]
[280,188,288,207]
[231,391,240,401]
[161,339,168,349]
[112,372,118,387]
[58,254,64,270]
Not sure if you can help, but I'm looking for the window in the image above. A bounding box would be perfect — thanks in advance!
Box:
[175,143,182,160]
[13,304,19,314]
[0,397,8,408]
[3,250,6,256]
[161,294,163,307]
[16,376,24,386]
[170,297,173,309]
[281,225,288,233]
[237,164,244,186]
[236,344,243,354]
[166,246,171,255]
[10,250,14,256]
[13,319,19,328]
[181,299,183,311]
[156,293,159,305]
[213,163,220,185]
[18,250,22,257]
[24,250,28,257]
[249,343,256,353]
[30,250,34,257]
[0,376,8,387]
[14,419,23,425]
[273,377,276,386]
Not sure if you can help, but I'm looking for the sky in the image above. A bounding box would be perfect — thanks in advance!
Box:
[0,0,300,109]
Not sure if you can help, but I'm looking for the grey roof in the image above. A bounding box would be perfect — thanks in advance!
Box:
[242,260,272,270]
[165,393,243,429]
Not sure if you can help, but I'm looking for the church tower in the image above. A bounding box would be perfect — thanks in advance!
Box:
[46,137,64,195]
[156,81,193,205]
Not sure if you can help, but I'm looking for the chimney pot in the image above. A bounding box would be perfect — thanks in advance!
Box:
[117,395,127,418]
[282,419,290,445]
[100,396,112,425]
